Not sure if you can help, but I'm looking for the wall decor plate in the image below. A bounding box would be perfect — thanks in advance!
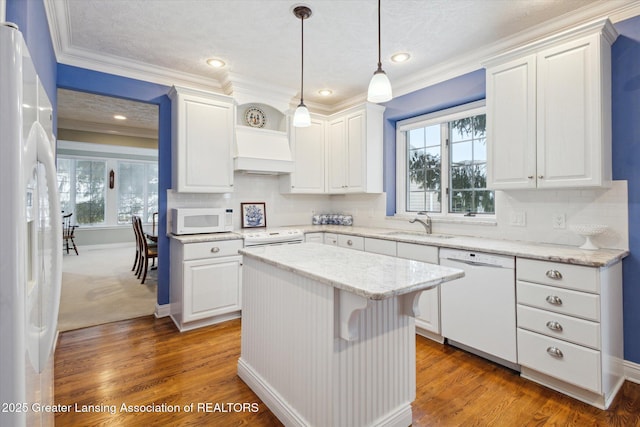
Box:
[244,106,266,128]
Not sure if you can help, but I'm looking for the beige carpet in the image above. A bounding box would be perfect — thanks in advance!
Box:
[58,246,157,332]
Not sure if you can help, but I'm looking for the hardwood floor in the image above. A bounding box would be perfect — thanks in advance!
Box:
[54,316,640,426]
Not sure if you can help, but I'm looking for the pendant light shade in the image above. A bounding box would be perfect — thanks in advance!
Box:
[367,0,392,103]
[293,6,312,127]
[293,102,311,127]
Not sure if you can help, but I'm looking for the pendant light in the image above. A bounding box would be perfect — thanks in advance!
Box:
[293,5,312,127]
[367,0,392,103]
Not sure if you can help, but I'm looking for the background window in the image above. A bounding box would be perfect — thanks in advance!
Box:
[57,158,106,225]
[449,115,493,214]
[407,125,441,212]
[397,102,494,217]
[118,162,159,225]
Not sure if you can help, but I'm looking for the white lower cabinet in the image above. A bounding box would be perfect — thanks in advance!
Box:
[396,242,441,342]
[170,239,243,331]
[515,258,623,409]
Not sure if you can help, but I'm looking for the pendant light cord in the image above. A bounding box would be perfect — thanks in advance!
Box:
[377,0,382,71]
[300,14,305,104]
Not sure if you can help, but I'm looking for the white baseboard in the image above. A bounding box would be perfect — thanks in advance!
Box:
[624,359,640,384]
[72,242,135,251]
[155,303,170,318]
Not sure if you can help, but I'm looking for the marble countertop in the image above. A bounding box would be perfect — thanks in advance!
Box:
[240,243,465,300]
[296,225,629,268]
[168,225,628,268]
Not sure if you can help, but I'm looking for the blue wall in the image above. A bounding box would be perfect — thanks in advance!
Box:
[57,65,172,306]
[611,15,640,364]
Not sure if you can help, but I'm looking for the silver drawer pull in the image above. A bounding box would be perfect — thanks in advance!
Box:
[211,247,220,253]
[546,346,564,358]
[347,240,353,246]
[546,321,563,332]
[545,295,563,305]
[545,269,563,280]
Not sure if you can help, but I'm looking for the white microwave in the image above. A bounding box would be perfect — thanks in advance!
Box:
[171,208,233,235]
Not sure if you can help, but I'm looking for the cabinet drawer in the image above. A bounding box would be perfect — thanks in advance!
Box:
[364,238,396,256]
[337,234,364,250]
[517,281,599,321]
[516,258,599,293]
[518,329,601,393]
[517,305,600,349]
[183,239,243,260]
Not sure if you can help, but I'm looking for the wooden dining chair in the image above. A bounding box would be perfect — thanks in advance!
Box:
[133,216,158,284]
[131,215,142,273]
[62,213,79,255]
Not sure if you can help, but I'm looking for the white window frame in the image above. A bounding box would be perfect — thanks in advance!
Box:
[57,140,158,228]
[395,100,494,221]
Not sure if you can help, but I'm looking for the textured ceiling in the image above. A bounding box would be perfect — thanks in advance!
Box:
[49,0,636,132]
[57,89,158,137]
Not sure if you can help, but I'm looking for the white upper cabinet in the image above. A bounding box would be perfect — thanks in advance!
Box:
[327,103,384,194]
[485,19,617,190]
[280,116,326,193]
[169,86,235,193]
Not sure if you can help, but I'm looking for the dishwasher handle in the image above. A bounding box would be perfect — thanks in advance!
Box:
[442,258,509,269]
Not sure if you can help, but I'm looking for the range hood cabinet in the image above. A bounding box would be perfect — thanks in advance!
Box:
[234,126,294,175]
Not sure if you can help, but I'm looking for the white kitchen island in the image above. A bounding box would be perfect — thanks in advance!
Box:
[237,243,464,427]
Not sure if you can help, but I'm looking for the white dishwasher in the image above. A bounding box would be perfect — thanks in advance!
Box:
[440,248,518,369]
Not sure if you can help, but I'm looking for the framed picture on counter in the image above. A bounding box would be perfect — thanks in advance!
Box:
[241,202,267,228]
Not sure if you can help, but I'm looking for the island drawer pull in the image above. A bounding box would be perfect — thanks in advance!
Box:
[546,346,564,358]
[545,295,563,305]
[347,240,353,246]
[211,247,220,253]
[545,269,563,280]
[546,321,563,331]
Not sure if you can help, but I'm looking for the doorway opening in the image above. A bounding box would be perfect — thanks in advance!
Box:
[56,88,159,331]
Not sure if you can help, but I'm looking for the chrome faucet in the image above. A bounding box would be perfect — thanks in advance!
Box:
[409,211,432,234]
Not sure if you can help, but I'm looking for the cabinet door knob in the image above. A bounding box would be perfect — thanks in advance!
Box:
[545,269,563,280]
[546,321,563,331]
[211,247,220,253]
[546,346,564,358]
[538,175,544,179]
[545,295,563,306]
[527,175,534,179]
[347,240,353,246]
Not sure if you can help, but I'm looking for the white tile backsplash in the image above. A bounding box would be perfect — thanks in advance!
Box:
[168,175,628,250]
[168,173,330,230]
[331,181,629,251]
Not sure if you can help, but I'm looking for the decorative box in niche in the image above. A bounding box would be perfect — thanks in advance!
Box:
[312,214,353,226]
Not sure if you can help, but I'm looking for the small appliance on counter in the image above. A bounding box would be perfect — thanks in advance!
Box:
[171,207,233,235]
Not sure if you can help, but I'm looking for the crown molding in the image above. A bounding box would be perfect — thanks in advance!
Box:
[381,0,640,102]
[46,0,640,111]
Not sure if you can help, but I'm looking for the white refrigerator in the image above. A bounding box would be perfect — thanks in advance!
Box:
[0,23,62,427]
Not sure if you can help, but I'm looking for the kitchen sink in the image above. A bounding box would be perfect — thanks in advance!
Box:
[383,231,455,240]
